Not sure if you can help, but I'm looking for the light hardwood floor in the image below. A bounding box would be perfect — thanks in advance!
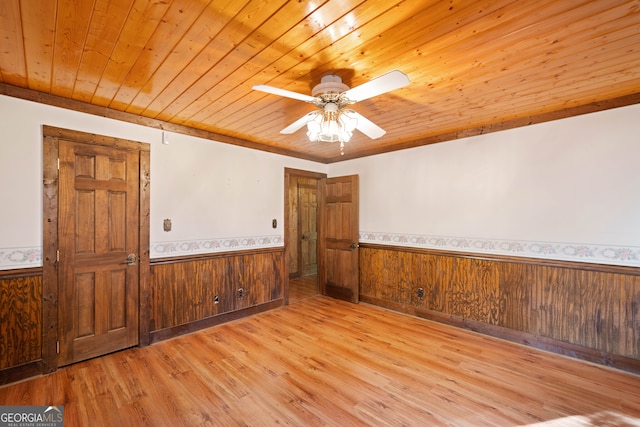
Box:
[1,292,639,426]
[289,274,318,303]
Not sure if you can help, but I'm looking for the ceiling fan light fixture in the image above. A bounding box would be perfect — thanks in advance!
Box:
[306,103,357,144]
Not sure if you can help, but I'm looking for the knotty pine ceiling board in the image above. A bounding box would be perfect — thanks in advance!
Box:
[1,0,639,163]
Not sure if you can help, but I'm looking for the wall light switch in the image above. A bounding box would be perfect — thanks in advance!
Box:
[272,219,277,228]
[163,218,172,232]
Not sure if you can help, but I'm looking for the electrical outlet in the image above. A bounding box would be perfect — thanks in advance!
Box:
[237,288,244,298]
[214,295,219,304]
[417,287,424,299]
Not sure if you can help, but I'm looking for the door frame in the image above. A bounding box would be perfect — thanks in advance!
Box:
[42,125,151,372]
[283,168,326,305]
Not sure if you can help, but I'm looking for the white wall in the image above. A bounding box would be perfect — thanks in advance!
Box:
[2,94,639,269]
[0,94,326,269]
[329,104,640,267]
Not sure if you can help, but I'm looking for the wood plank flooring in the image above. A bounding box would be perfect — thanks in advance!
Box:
[1,294,639,426]
[288,274,318,303]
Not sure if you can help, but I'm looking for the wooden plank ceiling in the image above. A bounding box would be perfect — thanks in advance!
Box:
[1,0,639,163]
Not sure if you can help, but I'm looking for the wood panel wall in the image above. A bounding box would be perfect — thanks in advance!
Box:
[359,244,640,371]
[3,244,636,379]
[149,248,285,342]
[0,268,42,370]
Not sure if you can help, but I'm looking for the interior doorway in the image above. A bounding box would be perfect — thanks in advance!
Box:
[284,168,326,303]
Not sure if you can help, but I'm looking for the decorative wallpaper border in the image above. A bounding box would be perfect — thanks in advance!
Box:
[2,233,639,269]
[0,236,284,270]
[0,246,42,270]
[359,232,640,268]
[150,235,284,258]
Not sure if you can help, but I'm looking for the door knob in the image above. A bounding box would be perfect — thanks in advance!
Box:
[350,242,359,249]
[125,253,137,265]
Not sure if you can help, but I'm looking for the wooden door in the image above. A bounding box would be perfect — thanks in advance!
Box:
[319,175,359,303]
[299,182,318,276]
[287,176,301,277]
[57,139,140,366]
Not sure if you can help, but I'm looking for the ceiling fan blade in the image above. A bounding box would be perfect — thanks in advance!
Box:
[280,111,317,134]
[252,84,317,103]
[343,70,410,102]
[345,110,386,139]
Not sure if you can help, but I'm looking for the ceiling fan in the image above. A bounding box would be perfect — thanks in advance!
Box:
[252,70,410,150]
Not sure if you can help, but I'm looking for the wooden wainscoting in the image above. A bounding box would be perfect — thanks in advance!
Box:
[359,244,640,374]
[0,268,45,384]
[149,247,285,343]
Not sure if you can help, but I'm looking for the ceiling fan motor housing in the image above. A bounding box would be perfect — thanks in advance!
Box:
[312,75,350,95]
[312,75,352,107]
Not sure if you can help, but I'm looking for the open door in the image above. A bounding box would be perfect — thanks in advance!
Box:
[318,175,359,303]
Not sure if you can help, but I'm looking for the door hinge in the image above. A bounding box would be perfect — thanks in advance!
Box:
[56,250,60,262]
[56,341,60,354]
[57,158,60,170]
